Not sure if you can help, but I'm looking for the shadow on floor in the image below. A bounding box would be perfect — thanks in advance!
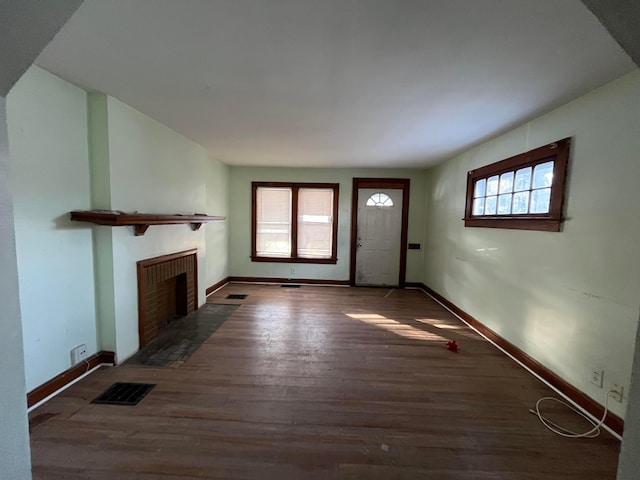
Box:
[124,303,238,367]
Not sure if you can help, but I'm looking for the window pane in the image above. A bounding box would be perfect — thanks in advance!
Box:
[532,161,554,188]
[499,172,514,194]
[486,175,499,196]
[256,187,291,257]
[298,188,333,258]
[485,196,497,215]
[530,188,551,213]
[472,198,485,216]
[497,194,512,214]
[366,192,393,206]
[514,167,532,191]
[474,179,486,198]
[512,191,530,214]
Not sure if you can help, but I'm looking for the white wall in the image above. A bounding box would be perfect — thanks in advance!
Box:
[423,70,640,419]
[618,310,640,478]
[205,156,229,288]
[6,69,230,375]
[100,96,218,361]
[228,166,426,282]
[0,96,32,478]
[7,66,97,391]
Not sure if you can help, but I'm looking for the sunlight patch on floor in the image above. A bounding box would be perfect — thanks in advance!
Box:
[415,317,480,340]
[345,313,446,341]
[416,318,464,329]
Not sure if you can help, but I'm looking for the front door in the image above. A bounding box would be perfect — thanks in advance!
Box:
[354,188,403,286]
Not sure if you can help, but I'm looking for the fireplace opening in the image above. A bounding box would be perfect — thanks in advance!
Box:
[137,249,198,348]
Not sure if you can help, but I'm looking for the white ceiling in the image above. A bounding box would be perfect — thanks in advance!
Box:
[36,0,634,168]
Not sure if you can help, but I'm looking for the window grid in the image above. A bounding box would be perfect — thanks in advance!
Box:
[251,182,339,264]
[255,187,292,258]
[472,160,554,217]
[463,138,571,232]
[366,192,394,207]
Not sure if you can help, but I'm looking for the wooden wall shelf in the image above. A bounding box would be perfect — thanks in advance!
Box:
[70,210,226,236]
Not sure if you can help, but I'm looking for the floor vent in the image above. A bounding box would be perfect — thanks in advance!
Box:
[281,284,301,288]
[91,382,156,406]
[226,294,248,299]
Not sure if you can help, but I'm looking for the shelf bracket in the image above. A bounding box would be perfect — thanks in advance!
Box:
[134,224,150,236]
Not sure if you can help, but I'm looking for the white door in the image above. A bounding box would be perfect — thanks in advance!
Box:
[355,188,403,286]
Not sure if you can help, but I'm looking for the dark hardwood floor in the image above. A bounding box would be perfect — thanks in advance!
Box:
[29,284,620,479]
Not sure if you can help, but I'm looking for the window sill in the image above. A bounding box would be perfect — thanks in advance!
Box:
[463,217,562,232]
[251,256,338,265]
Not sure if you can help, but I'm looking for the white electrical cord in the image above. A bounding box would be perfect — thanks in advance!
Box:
[530,390,614,438]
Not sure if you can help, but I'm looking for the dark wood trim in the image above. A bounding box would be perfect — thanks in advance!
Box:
[463,217,561,232]
[249,256,338,264]
[350,178,410,288]
[70,211,225,236]
[137,249,198,348]
[251,182,339,263]
[228,276,350,286]
[206,277,230,295]
[134,224,150,236]
[98,350,115,364]
[251,185,258,260]
[463,138,571,232]
[331,182,340,262]
[250,182,339,189]
[136,259,146,351]
[412,282,624,436]
[291,187,299,259]
[399,185,409,287]
[27,351,115,408]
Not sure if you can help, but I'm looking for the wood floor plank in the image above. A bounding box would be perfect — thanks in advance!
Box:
[29,285,620,479]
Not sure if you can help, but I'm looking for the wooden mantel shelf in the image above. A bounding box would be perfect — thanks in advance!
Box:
[70,210,226,236]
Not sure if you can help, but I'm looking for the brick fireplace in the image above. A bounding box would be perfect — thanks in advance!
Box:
[136,249,198,347]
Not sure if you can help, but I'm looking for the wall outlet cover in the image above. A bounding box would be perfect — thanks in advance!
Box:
[71,344,88,365]
[611,384,624,403]
[589,367,603,388]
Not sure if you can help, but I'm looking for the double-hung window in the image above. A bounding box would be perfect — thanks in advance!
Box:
[251,182,339,263]
[464,138,570,232]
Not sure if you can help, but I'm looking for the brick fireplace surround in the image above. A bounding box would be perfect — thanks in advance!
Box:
[136,249,198,347]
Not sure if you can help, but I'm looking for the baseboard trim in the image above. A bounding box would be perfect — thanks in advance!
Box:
[206,277,231,295]
[414,282,624,437]
[228,276,350,286]
[27,350,116,408]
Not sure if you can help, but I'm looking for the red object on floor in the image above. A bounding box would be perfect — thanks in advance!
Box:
[446,339,458,352]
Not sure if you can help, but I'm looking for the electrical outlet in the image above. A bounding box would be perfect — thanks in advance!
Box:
[610,383,624,403]
[589,367,603,388]
[70,344,87,365]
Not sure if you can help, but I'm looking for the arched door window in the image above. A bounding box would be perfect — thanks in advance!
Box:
[366,192,394,207]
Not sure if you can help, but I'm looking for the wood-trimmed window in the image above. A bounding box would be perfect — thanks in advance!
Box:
[251,182,339,264]
[464,138,571,232]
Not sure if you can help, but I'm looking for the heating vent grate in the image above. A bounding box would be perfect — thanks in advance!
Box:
[92,382,156,406]
[226,294,248,299]
[281,284,301,288]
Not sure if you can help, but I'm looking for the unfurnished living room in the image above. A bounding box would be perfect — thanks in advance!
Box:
[1,1,639,479]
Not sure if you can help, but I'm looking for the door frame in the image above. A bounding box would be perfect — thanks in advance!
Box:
[350,178,410,287]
